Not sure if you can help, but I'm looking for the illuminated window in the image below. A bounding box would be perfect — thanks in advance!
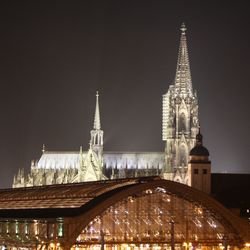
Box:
[25,222,29,235]
[57,218,63,237]
[15,222,19,235]
[48,223,54,238]
[6,222,9,235]
[34,220,38,236]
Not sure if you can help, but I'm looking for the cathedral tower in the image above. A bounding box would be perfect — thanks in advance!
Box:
[162,23,199,183]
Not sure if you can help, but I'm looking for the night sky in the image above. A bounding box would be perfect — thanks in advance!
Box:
[0,1,249,188]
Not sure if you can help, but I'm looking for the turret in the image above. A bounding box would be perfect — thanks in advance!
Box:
[188,129,211,193]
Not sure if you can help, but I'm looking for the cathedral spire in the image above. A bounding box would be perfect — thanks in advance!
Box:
[175,23,192,93]
[93,91,101,130]
[90,91,104,158]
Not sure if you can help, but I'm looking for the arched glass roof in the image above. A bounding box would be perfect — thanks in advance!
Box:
[76,187,238,247]
[0,177,249,249]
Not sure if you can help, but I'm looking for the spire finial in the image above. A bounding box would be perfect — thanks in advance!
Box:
[42,144,46,154]
[180,22,187,35]
[93,91,101,130]
[196,126,203,146]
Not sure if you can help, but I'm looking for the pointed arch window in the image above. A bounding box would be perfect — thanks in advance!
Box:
[179,112,187,132]
[179,144,187,166]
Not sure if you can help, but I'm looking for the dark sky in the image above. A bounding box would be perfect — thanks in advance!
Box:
[0,1,249,188]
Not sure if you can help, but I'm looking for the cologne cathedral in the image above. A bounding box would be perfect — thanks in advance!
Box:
[13,24,205,188]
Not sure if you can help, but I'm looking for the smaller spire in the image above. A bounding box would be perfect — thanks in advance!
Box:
[196,126,203,146]
[180,22,187,35]
[190,127,209,157]
[93,91,101,130]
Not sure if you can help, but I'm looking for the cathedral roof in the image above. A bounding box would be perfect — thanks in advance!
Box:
[37,152,85,169]
[104,152,164,169]
[36,151,164,170]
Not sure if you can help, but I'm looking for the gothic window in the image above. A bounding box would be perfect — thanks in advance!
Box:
[179,145,187,166]
[57,220,63,237]
[192,116,198,127]
[179,112,186,132]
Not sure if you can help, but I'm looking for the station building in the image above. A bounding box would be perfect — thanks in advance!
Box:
[0,177,250,250]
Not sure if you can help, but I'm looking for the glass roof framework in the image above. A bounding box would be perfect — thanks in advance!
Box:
[76,187,241,247]
[0,177,249,249]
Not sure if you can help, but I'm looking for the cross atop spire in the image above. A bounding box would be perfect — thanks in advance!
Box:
[42,144,46,154]
[93,91,101,130]
[180,22,186,34]
[174,23,192,95]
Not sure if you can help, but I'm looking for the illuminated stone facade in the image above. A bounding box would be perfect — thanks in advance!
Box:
[162,23,199,183]
[13,24,203,188]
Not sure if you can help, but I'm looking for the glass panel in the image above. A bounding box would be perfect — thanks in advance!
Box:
[74,187,238,248]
